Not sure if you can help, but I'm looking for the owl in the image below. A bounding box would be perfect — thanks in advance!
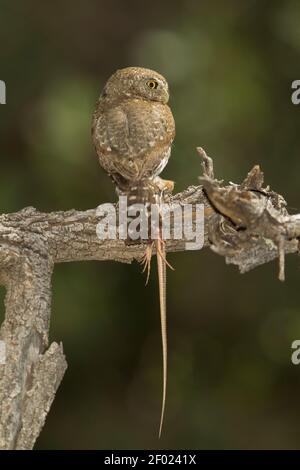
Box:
[92,67,175,204]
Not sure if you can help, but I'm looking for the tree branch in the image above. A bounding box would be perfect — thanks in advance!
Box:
[0,147,299,449]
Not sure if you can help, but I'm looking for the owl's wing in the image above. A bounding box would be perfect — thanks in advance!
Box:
[126,101,175,179]
[93,105,139,181]
[117,101,175,159]
[93,101,175,182]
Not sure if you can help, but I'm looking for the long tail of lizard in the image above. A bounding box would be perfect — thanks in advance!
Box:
[156,238,167,438]
[139,179,174,438]
[142,233,173,438]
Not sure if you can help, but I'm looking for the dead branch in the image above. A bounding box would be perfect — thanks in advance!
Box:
[0,147,299,449]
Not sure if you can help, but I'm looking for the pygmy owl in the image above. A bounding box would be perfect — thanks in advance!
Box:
[92,67,175,204]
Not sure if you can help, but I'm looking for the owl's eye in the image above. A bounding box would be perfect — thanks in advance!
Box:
[146,79,158,89]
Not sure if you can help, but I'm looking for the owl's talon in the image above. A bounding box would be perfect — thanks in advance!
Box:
[153,177,175,195]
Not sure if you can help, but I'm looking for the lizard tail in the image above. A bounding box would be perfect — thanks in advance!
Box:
[156,238,167,439]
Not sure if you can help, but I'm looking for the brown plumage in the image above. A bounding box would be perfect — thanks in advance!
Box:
[92,67,175,437]
[92,66,175,203]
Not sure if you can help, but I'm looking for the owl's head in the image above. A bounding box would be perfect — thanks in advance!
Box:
[101,67,170,104]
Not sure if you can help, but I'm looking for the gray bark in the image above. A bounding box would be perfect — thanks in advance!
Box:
[0,147,299,449]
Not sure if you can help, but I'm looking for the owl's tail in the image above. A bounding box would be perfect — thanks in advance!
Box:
[126,180,158,207]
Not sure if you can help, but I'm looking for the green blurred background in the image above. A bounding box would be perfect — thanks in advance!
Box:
[1,0,300,449]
